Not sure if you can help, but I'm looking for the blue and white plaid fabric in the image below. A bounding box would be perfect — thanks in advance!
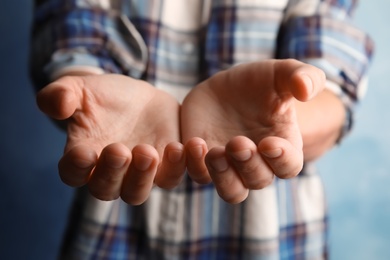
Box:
[30,0,373,259]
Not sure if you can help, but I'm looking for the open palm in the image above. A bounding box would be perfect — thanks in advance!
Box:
[37,74,185,204]
[181,59,325,203]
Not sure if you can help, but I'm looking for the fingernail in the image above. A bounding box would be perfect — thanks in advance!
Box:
[261,148,282,159]
[301,74,314,98]
[209,156,229,172]
[105,154,127,169]
[168,149,183,163]
[134,153,153,171]
[190,145,204,159]
[231,149,252,161]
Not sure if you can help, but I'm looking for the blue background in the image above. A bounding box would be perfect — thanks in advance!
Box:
[0,1,388,259]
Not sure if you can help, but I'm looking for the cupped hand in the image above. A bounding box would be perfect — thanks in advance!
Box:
[181,59,326,203]
[36,74,185,205]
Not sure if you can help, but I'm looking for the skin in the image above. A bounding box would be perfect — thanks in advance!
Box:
[182,59,345,203]
[37,74,186,205]
[36,59,345,205]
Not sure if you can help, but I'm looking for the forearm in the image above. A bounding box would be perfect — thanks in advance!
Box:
[277,1,373,164]
[295,88,346,162]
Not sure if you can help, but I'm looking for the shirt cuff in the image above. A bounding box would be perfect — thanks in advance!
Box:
[325,80,353,144]
[50,65,105,81]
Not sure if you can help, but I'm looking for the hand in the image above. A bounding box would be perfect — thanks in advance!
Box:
[181,59,326,203]
[36,74,186,205]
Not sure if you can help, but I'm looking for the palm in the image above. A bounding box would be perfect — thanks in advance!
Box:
[180,60,326,203]
[55,74,180,156]
[181,60,304,149]
[37,74,182,204]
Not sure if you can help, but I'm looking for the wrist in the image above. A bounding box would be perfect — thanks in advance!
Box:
[296,88,346,162]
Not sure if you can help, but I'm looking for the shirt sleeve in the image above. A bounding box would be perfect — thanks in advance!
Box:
[29,0,148,90]
[276,0,374,140]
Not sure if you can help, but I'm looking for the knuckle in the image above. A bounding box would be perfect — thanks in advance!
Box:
[235,161,259,176]
[245,173,274,190]
[268,153,303,179]
[275,162,303,179]
[236,162,273,189]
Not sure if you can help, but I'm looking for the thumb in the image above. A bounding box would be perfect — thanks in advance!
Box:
[274,59,326,102]
[36,76,80,120]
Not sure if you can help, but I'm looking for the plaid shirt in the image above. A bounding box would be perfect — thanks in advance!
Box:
[30,0,373,259]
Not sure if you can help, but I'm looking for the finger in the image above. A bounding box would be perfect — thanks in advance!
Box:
[185,137,211,184]
[120,144,159,205]
[226,136,274,189]
[88,143,131,201]
[258,136,303,179]
[273,59,326,101]
[58,145,97,187]
[205,147,249,204]
[36,76,82,120]
[154,142,186,189]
